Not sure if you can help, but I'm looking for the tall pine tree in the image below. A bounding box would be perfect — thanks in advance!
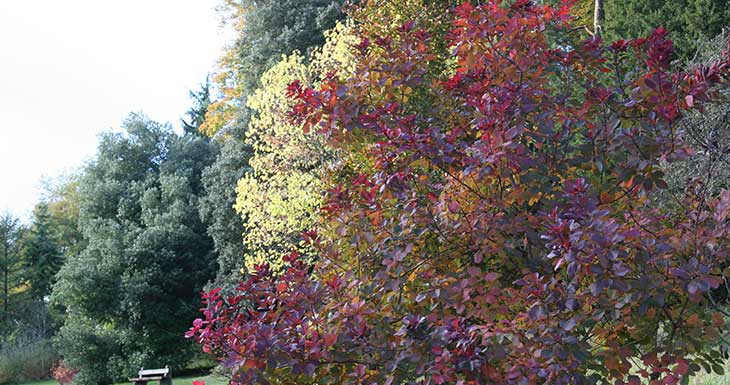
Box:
[22,203,62,301]
[0,213,24,337]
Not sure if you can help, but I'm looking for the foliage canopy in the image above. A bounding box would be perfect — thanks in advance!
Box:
[189,1,730,384]
[53,114,218,385]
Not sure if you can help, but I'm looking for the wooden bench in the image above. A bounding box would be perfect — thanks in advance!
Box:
[129,366,172,385]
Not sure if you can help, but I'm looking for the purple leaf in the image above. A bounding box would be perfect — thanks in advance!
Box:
[528,303,547,320]
[561,318,577,331]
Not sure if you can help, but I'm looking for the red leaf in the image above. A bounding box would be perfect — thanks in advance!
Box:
[323,333,337,347]
[276,282,288,293]
[674,359,689,376]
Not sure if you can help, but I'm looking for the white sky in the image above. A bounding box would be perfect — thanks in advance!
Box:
[0,1,231,220]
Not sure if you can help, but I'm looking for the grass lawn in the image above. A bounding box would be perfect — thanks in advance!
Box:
[15,371,730,385]
[114,374,229,385]
[18,374,229,385]
[16,380,56,385]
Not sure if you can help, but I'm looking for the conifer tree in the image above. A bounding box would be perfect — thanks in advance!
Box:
[22,203,62,300]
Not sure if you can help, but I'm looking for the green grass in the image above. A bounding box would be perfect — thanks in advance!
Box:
[114,374,229,385]
[17,374,229,385]
[14,380,56,385]
[14,371,730,385]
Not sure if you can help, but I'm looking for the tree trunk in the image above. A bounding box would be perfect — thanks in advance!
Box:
[594,0,605,38]
[2,266,10,325]
[3,271,6,323]
[2,251,7,326]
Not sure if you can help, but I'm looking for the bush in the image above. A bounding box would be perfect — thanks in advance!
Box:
[0,339,58,384]
[53,314,121,385]
[0,358,21,385]
[51,360,78,385]
[188,1,730,384]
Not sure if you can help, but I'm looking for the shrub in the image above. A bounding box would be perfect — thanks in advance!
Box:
[19,340,56,380]
[0,339,57,384]
[51,360,78,385]
[188,1,730,384]
[0,357,21,385]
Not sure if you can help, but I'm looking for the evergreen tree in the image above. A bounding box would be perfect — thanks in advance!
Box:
[603,0,730,61]
[0,213,24,336]
[181,78,212,136]
[51,114,217,385]
[199,137,251,282]
[22,203,63,300]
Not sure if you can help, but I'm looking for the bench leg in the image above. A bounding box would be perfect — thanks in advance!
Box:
[160,378,172,385]
[133,381,148,385]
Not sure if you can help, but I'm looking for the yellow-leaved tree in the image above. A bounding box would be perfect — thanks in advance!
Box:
[234,22,357,272]
[234,0,462,271]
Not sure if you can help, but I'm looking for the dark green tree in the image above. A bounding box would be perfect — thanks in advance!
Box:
[199,137,251,283]
[0,213,24,337]
[22,203,62,300]
[223,0,345,97]
[604,0,730,61]
[181,78,212,136]
[180,80,252,282]
[51,113,218,385]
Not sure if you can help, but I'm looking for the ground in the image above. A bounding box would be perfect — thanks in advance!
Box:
[14,370,730,385]
[19,374,229,385]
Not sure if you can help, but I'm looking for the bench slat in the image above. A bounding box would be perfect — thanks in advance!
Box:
[132,366,170,383]
[140,369,169,376]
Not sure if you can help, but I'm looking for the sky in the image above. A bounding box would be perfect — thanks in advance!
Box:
[0,1,231,220]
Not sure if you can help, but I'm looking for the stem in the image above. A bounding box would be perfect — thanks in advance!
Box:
[593,0,605,38]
